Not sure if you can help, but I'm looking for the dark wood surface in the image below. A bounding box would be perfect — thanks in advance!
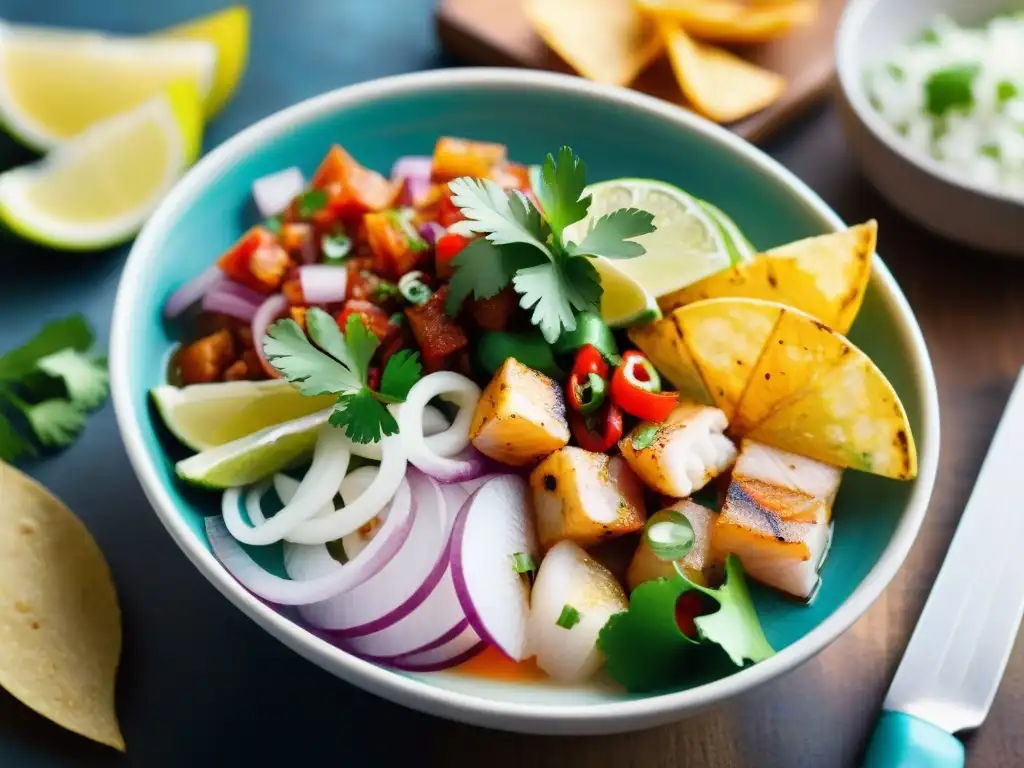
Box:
[1,1,1023,766]
[436,0,847,143]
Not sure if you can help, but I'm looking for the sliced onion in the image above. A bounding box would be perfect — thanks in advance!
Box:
[398,372,485,482]
[298,470,450,637]
[217,279,266,306]
[252,293,289,376]
[223,426,351,545]
[458,473,504,497]
[207,480,413,605]
[348,404,450,462]
[299,264,347,304]
[385,625,484,672]
[164,265,222,318]
[252,167,305,218]
[285,435,406,544]
[202,289,260,322]
[391,155,432,206]
[418,221,444,245]
[340,467,390,561]
[450,475,538,661]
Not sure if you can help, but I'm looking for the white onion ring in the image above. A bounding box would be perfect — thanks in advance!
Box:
[285,434,406,544]
[344,404,450,461]
[206,480,413,605]
[398,372,485,483]
[339,467,389,561]
[223,426,350,545]
[252,293,289,377]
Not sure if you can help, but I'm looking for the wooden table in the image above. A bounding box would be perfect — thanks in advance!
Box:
[1,1,1023,766]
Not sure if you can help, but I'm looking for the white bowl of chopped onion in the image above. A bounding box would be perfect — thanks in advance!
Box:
[836,0,1024,255]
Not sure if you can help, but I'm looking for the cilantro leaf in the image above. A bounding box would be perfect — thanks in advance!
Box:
[537,146,590,240]
[571,208,655,259]
[444,239,546,315]
[0,315,94,382]
[690,554,774,667]
[378,349,422,402]
[22,399,86,448]
[0,410,35,462]
[447,177,551,258]
[305,307,355,372]
[330,389,399,443]
[342,313,379,385]
[36,349,109,410]
[296,188,329,218]
[560,257,603,314]
[512,262,577,343]
[263,318,361,395]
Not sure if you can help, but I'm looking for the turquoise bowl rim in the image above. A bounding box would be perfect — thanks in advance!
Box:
[110,68,940,735]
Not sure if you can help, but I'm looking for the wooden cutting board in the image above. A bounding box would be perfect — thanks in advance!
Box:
[436,0,846,144]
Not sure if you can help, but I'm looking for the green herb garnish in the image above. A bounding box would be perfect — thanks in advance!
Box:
[444,146,656,343]
[371,280,401,303]
[398,271,433,306]
[631,424,660,451]
[597,555,774,693]
[997,80,1019,107]
[296,188,329,218]
[265,214,282,234]
[511,551,536,575]
[556,604,582,630]
[886,62,905,81]
[387,209,429,253]
[263,309,422,443]
[645,509,695,562]
[924,63,980,116]
[981,144,1001,160]
[322,233,352,264]
[0,315,108,462]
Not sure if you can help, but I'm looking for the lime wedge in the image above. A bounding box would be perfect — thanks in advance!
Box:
[698,199,757,263]
[593,258,661,328]
[0,21,215,150]
[152,379,337,452]
[175,410,331,490]
[567,178,737,300]
[0,81,201,250]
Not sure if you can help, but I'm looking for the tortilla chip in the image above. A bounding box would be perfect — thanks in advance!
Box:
[660,20,786,123]
[672,298,782,420]
[638,0,818,43]
[0,462,124,751]
[628,315,714,406]
[524,0,664,86]
[659,222,877,334]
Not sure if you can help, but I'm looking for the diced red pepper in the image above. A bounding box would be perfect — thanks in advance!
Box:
[435,231,470,278]
[310,145,400,223]
[568,401,624,453]
[217,226,292,294]
[436,191,465,228]
[364,211,424,278]
[278,222,316,261]
[344,257,379,301]
[367,366,381,392]
[431,137,508,182]
[337,299,391,340]
[469,286,517,332]
[610,350,679,423]
[675,592,709,639]
[405,286,469,372]
[571,344,609,381]
[176,329,236,385]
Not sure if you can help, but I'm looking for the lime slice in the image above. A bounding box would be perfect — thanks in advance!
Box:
[698,199,757,263]
[567,178,735,300]
[157,5,250,118]
[0,81,202,250]
[175,410,331,490]
[152,379,337,452]
[593,258,661,327]
[0,21,215,151]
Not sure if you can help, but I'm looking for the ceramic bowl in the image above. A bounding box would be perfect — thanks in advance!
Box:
[836,0,1023,255]
[110,68,940,735]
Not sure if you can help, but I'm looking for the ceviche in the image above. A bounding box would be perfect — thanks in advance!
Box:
[154,137,916,692]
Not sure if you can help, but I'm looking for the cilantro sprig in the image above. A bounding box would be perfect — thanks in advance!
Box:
[263,308,422,444]
[597,555,774,693]
[0,315,109,463]
[445,146,656,343]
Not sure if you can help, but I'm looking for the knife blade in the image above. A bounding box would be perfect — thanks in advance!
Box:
[863,367,1024,768]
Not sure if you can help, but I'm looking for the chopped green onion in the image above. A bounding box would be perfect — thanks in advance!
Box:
[511,552,536,575]
[296,188,329,218]
[997,80,1019,106]
[981,144,1001,160]
[917,27,940,44]
[556,604,581,630]
[398,271,433,305]
[388,312,405,326]
[372,280,401,302]
[322,233,352,264]
[645,509,695,563]
[924,63,980,117]
[388,209,428,253]
[631,424,659,451]
[886,62,905,81]
[265,214,282,234]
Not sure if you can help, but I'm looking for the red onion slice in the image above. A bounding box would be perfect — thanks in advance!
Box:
[339,467,389,561]
[216,279,266,305]
[450,475,539,661]
[398,372,486,483]
[385,624,485,672]
[299,264,348,304]
[252,293,289,377]
[201,289,260,322]
[298,470,449,636]
[252,167,305,218]
[222,426,350,545]
[164,265,222,318]
[418,221,444,245]
[206,480,413,605]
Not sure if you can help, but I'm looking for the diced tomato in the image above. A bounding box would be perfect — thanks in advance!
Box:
[436,191,464,228]
[435,231,470,278]
[337,299,391,340]
[431,137,507,181]
[310,145,400,223]
[290,306,308,330]
[344,257,381,301]
[281,268,305,305]
[470,286,517,332]
[405,286,469,372]
[364,211,424,278]
[176,329,236,385]
[491,161,532,191]
[279,222,316,261]
[217,226,292,294]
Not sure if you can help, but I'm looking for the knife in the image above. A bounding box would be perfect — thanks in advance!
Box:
[862,367,1024,768]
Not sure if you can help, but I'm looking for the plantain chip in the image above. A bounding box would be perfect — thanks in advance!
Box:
[638,0,818,43]
[523,0,664,86]
[659,20,786,123]
[0,462,124,751]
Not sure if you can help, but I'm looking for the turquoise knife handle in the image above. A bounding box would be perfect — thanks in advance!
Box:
[862,711,965,768]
